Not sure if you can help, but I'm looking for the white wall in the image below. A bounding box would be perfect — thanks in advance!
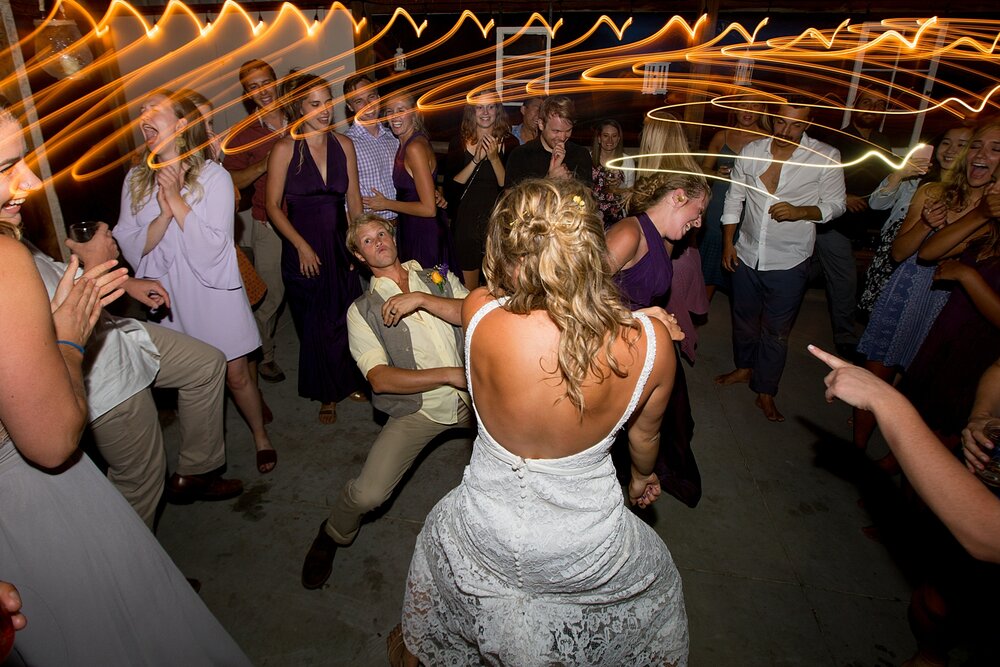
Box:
[108,5,357,135]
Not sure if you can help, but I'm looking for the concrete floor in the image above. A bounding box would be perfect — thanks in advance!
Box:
[155,288,921,666]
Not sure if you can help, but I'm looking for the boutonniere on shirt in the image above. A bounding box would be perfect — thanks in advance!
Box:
[430,264,448,293]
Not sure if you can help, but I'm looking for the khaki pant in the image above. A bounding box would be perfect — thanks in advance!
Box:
[246,219,285,364]
[90,323,227,528]
[326,401,473,545]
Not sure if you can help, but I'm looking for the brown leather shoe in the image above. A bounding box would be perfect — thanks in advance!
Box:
[258,361,286,383]
[302,520,338,590]
[165,472,244,505]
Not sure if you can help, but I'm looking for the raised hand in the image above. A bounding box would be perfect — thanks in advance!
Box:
[482,133,499,161]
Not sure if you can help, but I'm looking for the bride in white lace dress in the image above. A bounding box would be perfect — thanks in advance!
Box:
[399,179,688,666]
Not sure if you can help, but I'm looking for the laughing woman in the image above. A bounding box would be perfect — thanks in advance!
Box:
[363,90,450,268]
[266,73,366,425]
[114,89,276,473]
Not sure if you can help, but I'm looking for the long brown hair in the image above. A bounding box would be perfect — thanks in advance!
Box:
[459,97,511,144]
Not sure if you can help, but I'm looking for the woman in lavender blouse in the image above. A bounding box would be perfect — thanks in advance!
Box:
[114,89,276,473]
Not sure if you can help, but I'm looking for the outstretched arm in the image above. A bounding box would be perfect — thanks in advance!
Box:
[810,345,1000,563]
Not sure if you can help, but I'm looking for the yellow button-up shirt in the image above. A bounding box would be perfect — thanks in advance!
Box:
[347,261,471,425]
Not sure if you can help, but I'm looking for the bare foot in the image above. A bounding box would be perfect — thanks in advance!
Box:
[319,402,337,425]
[755,393,785,422]
[715,368,751,385]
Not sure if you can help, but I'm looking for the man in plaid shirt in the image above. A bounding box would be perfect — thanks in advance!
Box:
[342,73,398,220]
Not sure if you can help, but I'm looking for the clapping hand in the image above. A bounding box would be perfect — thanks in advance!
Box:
[51,257,129,347]
[481,134,499,162]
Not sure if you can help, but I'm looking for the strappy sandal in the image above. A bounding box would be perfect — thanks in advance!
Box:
[318,402,337,425]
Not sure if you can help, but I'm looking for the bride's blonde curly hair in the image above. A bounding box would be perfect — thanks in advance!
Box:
[484,178,639,414]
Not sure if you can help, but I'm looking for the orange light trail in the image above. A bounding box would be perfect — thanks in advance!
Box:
[2,4,999,195]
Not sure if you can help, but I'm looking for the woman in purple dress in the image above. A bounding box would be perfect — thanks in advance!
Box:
[606,172,710,309]
[363,91,449,268]
[606,172,710,508]
[115,90,276,473]
[266,73,365,425]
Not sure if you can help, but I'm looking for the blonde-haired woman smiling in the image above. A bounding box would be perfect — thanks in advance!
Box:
[114,89,276,473]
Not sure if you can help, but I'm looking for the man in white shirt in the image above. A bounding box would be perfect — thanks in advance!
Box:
[715,100,847,422]
[301,214,472,590]
[30,223,242,527]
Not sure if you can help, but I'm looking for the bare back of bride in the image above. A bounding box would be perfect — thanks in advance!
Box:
[399,179,689,666]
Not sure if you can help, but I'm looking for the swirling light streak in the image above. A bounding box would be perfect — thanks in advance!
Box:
[4,3,1000,194]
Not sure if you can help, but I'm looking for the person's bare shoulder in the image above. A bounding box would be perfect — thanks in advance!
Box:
[462,286,494,330]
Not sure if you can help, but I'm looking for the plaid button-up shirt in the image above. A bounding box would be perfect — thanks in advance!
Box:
[345,121,399,220]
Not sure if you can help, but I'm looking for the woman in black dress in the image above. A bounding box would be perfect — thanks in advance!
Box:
[445,92,518,290]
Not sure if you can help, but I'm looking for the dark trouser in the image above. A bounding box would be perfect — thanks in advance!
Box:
[731,259,810,396]
[814,226,858,346]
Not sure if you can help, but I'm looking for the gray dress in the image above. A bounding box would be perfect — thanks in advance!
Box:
[0,437,251,666]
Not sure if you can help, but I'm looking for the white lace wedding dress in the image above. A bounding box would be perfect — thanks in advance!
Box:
[402,299,688,666]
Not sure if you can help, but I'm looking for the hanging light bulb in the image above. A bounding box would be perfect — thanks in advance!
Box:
[33,0,94,80]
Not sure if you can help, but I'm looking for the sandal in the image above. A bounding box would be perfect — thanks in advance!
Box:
[319,402,337,425]
[256,448,277,474]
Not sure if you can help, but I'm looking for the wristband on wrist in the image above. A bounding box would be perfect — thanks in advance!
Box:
[57,340,86,356]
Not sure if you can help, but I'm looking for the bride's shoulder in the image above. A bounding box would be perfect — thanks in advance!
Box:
[461,287,496,329]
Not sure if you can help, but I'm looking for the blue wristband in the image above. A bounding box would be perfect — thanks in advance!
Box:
[56,340,86,356]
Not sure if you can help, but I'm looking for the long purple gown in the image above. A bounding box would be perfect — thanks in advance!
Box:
[281,135,363,403]
[393,132,451,267]
[114,161,260,360]
[612,212,701,508]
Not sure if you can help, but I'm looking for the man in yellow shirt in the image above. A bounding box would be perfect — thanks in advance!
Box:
[302,214,472,590]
